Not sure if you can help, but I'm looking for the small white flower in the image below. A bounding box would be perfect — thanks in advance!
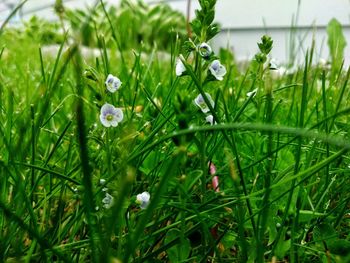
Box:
[102,193,114,209]
[319,58,327,66]
[198,42,212,58]
[246,88,258,98]
[209,60,226,81]
[99,103,123,127]
[136,191,150,210]
[269,59,278,70]
[270,65,288,78]
[319,58,331,70]
[105,74,122,93]
[99,179,106,185]
[194,93,215,113]
[175,58,186,76]
[205,115,216,125]
[268,59,291,78]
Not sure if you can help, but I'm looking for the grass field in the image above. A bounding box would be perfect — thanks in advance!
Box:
[0,0,350,262]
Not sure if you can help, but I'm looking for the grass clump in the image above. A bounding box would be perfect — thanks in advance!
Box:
[0,0,350,262]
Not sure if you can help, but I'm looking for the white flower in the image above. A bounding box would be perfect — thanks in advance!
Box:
[209,60,226,81]
[99,103,123,127]
[319,58,331,69]
[205,115,216,125]
[270,66,287,78]
[268,59,289,78]
[105,74,122,93]
[246,88,258,98]
[198,42,212,58]
[269,59,278,70]
[99,179,106,185]
[194,93,215,113]
[102,193,114,209]
[175,58,186,76]
[136,191,150,210]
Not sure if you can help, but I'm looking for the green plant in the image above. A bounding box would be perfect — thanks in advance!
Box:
[327,18,347,80]
[0,0,350,262]
[64,0,187,51]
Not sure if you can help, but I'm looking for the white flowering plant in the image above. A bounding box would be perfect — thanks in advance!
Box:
[3,0,348,262]
[105,74,122,93]
[99,103,123,127]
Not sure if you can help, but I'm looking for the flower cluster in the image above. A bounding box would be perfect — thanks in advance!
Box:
[176,43,226,81]
[97,73,152,213]
[176,42,225,125]
[99,74,124,128]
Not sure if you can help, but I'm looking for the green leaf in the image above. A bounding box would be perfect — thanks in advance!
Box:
[328,239,350,256]
[165,229,190,262]
[314,222,337,241]
[257,35,273,54]
[204,10,215,25]
[190,19,202,36]
[327,18,347,71]
[274,230,291,259]
[206,24,220,41]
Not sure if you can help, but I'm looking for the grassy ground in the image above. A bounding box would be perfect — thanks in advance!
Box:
[0,1,350,262]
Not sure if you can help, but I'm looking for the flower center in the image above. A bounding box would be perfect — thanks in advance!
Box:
[200,47,208,54]
[106,114,114,121]
[199,102,207,109]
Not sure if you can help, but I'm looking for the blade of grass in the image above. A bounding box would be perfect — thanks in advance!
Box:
[73,45,100,262]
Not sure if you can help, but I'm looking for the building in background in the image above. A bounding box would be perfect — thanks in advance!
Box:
[1,0,349,66]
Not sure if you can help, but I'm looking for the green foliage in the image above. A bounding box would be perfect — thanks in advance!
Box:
[2,16,64,45]
[64,0,187,51]
[190,0,220,41]
[0,1,350,262]
[258,35,273,55]
[165,229,191,262]
[327,18,347,76]
[254,35,273,64]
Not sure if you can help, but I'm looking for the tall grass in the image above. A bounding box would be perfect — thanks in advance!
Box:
[0,0,350,262]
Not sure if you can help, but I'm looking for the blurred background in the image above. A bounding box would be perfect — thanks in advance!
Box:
[1,0,350,66]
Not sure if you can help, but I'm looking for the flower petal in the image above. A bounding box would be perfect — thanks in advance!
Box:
[198,42,212,58]
[209,60,226,81]
[194,93,214,113]
[176,59,186,76]
[114,108,124,122]
[100,103,123,127]
[105,74,122,93]
[205,115,215,125]
[137,191,150,209]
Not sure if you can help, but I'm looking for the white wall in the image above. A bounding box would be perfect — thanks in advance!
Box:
[147,0,350,66]
[1,0,350,66]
